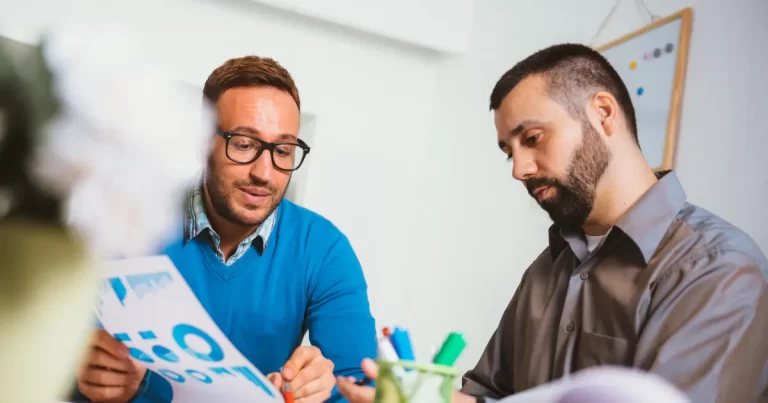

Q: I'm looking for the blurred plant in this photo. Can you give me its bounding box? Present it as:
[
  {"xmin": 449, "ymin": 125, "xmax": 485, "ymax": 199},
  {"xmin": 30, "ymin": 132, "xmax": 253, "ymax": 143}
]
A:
[
  {"xmin": 0, "ymin": 25, "xmax": 214, "ymax": 402},
  {"xmin": 0, "ymin": 37, "xmax": 61, "ymax": 223},
  {"xmin": 0, "ymin": 26, "xmax": 215, "ymax": 258}
]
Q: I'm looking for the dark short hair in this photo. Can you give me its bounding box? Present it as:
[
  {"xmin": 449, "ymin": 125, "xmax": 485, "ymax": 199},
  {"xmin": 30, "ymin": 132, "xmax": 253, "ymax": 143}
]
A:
[
  {"xmin": 489, "ymin": 43, "xmax": 637, "ymax": 142},
  {"xmin": 203, "ymin": 55, "xmax": 300, "ymax": 110}
]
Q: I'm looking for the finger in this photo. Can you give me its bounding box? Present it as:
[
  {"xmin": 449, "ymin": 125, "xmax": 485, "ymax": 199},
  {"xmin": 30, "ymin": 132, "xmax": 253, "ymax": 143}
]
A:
[
  {"xmin": 87, "ymin": 348, "xmax": 134, "ymax": 373},
  {"xmin": 130, "ymin": 358, "xmax": 148, "ymax": 379},
  {"xmin": 294, "ymin": 385, "xmax": 333, "ymax": 403},
  {"xmin": 361, "ymin": 358, "xmax": 379, "ymax": 379},
  {"xmin": 282, "ymin": 346, "xmax": 321, "ymax": 380},
  {"xmin": 77, "ymin": 382, "xmax": 127, "ymax": 402},
  {"xmin": 290, "ymin": 357, "xmax": 333, "ymax": 392},
  {"xmin": 92, "ymin": 329, "xmax": 130, "ymax": 359},
  {"xmin": 80, "ymin": 366, "xmax": 135, "ymax": 387},
  {"xmin": 337, "ymin": 377, "xmax": 375, "ymax": 403},
  {"xmin": 266, "ymin": 372, "xmax": 283, "ymax": 389},
  {"xmin": 293, "ymin": 371, "xmax": 335, "ymax": 399}
]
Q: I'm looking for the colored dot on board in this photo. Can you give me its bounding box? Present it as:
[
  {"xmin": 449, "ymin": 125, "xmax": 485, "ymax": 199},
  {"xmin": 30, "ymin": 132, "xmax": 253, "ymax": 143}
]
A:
[
  {"xmin": 665, "ymin": 43, "xmax": 674, "ymax": 53},
  {"xmin": 637, "ymin": 87, "xmax": 645, "ymax": 96},
  {"xmin": 629, "ymin": 61, "xmax": 637, "ymax": 69},
  {"xmin": 653, "ymin": 48, "xmax": 662, "ymax": 58}
]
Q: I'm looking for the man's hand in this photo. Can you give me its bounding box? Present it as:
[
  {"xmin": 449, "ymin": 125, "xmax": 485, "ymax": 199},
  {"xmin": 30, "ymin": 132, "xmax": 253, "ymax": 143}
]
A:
[
  {"xmin": 338, "ymin": 359, "xmax": 478, "ymax": 403},
  {"xmin": 267, "ymin": 346, "xmax": 335, "ymax": 403},
  {"xmin": 336, "ymin": 358, "xmax": 378, "ymax": 403},
  {"xmin": 76, "ymin": 329, "xmax": 147, "ymax": 403}
]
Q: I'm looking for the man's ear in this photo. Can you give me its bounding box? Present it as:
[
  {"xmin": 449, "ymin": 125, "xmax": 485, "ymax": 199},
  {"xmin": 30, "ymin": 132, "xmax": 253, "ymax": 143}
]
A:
[{"xmin": 591, "ymin": 91, "xmax": 619, "ymax": 137}]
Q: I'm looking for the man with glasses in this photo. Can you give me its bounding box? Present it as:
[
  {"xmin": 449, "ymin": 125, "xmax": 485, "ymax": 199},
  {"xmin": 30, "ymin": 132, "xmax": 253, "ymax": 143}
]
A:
[{"xmin": 73, "ymin": 56, "xmax": 377, "ymax": 403}]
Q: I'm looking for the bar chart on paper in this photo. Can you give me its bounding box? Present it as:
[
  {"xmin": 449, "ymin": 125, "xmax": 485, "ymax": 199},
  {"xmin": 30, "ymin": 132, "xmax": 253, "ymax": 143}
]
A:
[{"xmin": 95, "ymin": 256, "xmax": 284, "ymax": 403}]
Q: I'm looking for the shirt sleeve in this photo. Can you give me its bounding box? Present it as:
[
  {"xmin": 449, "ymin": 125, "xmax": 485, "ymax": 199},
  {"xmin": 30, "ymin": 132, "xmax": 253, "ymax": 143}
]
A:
[
  {"xmin": 635, "ymin": 249, "xmax": 768, "ymax": 403},
  {"xmin": 460, "ymin": 270, "xmax": 530, "ymax": 399},
  {"xmin": 305, "ymin": 232, "xmax": 378, "ymax": 403}
]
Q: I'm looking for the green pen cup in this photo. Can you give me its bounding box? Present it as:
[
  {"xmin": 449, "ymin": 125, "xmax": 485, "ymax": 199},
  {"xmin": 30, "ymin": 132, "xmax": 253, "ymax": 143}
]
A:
[{"xmin": 374, "ymin": 360, "xmax": 459, "ymax": 403}]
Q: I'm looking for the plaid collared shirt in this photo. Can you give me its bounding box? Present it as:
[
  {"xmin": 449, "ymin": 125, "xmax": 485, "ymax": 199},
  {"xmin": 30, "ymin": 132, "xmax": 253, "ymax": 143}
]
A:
[{"xmin": 184, "ymin": 187, "xmax": 277, "ymax": 265}]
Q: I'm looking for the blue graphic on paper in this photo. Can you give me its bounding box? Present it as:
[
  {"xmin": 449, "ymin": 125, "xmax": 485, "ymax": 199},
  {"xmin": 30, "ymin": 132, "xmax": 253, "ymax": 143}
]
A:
[
  {"xmin": 231, "ymin": 366, "xmax": 275, "ymax": 397},
  {"xmin": 113, "ymin": 323, "xmax": 276, "ymax": 399},
  {"xmin": 130, "ymin": 347, "xmax": 155, "ymax": 363},
  {"xmin": 109, "ymin": 277, "xmax": 128, "ymax": 306},
  {"xmin": 186, "ymin": 369, "xmax": 213, "ymax": 384},
  {"xmin": 126, "ymin": 271, "xmax": 174, "ymax": 299},
  {"xmin": 114, "ymin": 333, "xmax": 131, "ymax": 342},
  {"xmin": 101, "ymin": 271, "xmax": 175, "ymax": 307},
  {"xmin": 210, "ymin": 367, "xmax": 233, "ymax": 376},
  {"xmin": 173, "ymin": 324, "xmax": 224, "ymax": 362},
  {"xmin": 159, "ymin": 369, "xmax": 186, "ymax": 383},
  {"xmin": 153, "ymin": 345, "xmax": 180, "ymax": 363}
]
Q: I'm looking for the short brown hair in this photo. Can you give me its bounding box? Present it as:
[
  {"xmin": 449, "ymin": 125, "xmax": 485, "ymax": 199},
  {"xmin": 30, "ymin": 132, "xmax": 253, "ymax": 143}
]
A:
[
  {"xmin": 203, "ymin": 55, "xmax": 300, "ymax": 110},
  {"xmin": 490, "ymin": 43, "xmax": 637, "ymax": 143}
]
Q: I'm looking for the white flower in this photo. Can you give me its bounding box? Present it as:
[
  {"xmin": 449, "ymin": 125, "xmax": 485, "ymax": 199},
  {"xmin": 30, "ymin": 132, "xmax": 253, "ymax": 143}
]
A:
[{"xmin": 31, "ymin": 24, "xmax": 214, "ymax": 259}]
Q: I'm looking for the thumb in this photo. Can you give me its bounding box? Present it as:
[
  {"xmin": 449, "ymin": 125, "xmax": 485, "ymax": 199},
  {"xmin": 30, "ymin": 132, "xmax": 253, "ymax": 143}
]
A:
[
  {"xmin": 361, "ymin": 358, "xmax": 379, "ymax": 380},
  {"xmin": 282, "ymin": 346, "xmax": 318, "ymax": 380}
]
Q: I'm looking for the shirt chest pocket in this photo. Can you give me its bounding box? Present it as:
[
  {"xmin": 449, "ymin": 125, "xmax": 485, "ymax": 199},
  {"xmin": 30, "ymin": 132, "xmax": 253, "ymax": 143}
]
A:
[{"xmin": 575, "ymin": 330, "xmax": 630, "ymax": 370}]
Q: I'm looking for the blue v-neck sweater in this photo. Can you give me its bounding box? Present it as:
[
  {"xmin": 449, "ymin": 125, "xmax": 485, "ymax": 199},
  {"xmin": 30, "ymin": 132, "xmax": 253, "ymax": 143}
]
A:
[{"xmin": 131, "ymin": 200, "xmax": 377, "ymax": 402}]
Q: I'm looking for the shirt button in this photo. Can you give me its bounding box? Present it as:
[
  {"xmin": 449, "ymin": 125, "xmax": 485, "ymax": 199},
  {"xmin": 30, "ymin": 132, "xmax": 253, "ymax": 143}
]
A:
[
  {"xmin": 565, "ymin": 322, "xmax": 575, "ymax": 332},
  {"xmin": 580, "ymin": 272, "xmax": 589, "ymax": 280}
]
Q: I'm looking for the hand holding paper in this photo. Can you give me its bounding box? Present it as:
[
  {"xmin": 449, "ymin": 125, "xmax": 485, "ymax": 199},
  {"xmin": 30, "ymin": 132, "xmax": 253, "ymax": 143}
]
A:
[
  {"xmin": 76, "ymin": 329, "xmax": 146, "ymax": 402},
  {"xmin": 93, "ymin": 255, "xmax": 284, "ymax": 403}
]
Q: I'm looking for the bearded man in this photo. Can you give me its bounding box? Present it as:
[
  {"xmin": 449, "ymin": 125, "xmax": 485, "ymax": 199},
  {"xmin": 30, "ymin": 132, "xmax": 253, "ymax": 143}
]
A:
[
  {"xmin": 462, "ymin": 42, "xmax": 768, "ymax": 403},
  {"xmin": 337, "ymin": 43, "xmax": 768, "ymax": 403}
]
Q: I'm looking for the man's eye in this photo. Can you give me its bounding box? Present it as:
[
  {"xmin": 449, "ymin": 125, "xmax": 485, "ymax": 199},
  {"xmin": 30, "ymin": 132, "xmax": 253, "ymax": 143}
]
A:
[
  {"xmin": 233, "ymin": 142, "xmax": 254, "ymax": 150},
  {"xmin": 523, "ymin": 134, "xmax": 540, "ymax": 146}
]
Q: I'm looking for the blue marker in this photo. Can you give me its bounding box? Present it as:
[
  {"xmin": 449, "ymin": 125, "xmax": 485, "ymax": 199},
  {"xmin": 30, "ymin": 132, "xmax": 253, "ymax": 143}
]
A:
[{"xmin": 389, "ymin": 327, "xmax": 415, "ymax": 362}]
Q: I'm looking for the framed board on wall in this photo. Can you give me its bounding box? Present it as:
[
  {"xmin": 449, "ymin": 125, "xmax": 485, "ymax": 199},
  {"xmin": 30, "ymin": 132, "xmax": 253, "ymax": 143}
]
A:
[{"xmin": 596, "ymin": 7, "xmax": 693, "ymax": 171}]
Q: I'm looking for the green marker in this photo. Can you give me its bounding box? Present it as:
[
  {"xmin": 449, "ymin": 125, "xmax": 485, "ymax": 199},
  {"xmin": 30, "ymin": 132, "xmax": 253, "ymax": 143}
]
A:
[{"xmin": 431, "ymin": 332, "xmax": 466, "ymax": 366}]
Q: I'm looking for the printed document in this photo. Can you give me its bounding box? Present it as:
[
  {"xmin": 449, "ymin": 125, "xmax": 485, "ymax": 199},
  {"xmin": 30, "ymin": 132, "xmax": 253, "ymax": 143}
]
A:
[{"xmin": 95, "ymin": 255, "xmax": 283, "ymax": 403}]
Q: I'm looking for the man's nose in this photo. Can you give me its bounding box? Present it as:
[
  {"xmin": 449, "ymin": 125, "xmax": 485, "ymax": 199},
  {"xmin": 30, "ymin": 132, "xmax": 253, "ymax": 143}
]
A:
[
  {"xmin": 511, "ymin": 152, "xmax": 537, "ymax": 182},
  {"xmin": 249, "ymin": 150, "xmax": 275, "ymax": 182}
]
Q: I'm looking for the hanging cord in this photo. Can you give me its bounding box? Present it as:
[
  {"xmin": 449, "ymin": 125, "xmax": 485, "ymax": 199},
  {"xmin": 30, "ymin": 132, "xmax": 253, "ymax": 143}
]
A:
[
  {"xmin": 590, "ymin": 0, "xmax": 662, "ymax": 46},
  {"xmin": 589, "ymin": 0, "xmax": 620, "ymax": 46},
  {"xmin": 636, "ymin": 0, "xmax": 661, "ymax": 22}
]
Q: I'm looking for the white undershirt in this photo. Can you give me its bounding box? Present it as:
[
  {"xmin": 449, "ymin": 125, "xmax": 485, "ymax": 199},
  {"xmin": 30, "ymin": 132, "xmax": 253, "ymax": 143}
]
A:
[{"xmin": 585, "ymin": 234, "xmax": 606, "ymax": 254}]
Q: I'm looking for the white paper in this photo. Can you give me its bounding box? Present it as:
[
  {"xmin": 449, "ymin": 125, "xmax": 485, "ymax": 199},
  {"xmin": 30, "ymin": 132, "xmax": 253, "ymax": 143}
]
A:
[
  {"xmin": 95, "ymin": 255, "xmax": 284, "ymax": 403},
  {"xmin": 497, "ymin": 366, "xmax": 689, "ymax": 403}
]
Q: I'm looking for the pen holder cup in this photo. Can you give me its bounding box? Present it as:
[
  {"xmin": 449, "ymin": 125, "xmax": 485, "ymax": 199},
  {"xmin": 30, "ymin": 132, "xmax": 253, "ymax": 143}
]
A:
[{"xmin": 374, "ymin": 360, "xmax": 459, "ymax": 403}]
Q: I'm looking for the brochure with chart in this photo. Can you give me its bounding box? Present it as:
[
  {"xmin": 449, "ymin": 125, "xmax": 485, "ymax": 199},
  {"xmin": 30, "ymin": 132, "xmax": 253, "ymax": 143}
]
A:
[{"xmin": 95, "ymin": 255, "xmax": 283, "ymax": 403}]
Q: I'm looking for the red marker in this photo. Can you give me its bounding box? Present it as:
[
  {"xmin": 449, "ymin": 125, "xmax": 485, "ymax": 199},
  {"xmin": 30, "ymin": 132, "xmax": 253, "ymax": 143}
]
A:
[{"xmin": 282, "ymin": 382, "xmax": 294, "ymax": 403}]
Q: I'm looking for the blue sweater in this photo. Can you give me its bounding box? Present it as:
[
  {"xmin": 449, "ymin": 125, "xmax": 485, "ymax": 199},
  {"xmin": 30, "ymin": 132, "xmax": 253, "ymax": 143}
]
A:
[{"xmin": 76, "ymin": 200, "xmax": 377, "ymax": 402}]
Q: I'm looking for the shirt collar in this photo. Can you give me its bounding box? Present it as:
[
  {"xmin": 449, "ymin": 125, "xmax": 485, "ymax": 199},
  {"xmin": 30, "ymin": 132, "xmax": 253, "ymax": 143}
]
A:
[
  {"xmin": 183, "ymin": 186, "xmax": 277, "ymax": 255},
  {"xmin": 549, "ymin": 170, "xmax": 687, "ymax": 264}
]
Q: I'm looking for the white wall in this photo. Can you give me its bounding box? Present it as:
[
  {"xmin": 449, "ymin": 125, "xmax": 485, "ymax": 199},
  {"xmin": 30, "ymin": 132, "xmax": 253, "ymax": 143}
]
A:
[
  {"xmin": 250, "ymin": 0, "xmax": 475, "ymax": 55},
  {"xmin": 1, "ymin": 0, "xmax": 765, "ymax": 375}
]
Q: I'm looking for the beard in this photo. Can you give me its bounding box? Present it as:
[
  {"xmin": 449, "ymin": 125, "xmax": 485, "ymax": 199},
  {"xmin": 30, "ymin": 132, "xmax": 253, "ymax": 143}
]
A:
[
  {"xmin": 525, "ymin": 120, "xmax": 611, "ymax": 228},
  {"xmin": 204, "ymin": 167, "xmax": 287, "ymax": 227}
]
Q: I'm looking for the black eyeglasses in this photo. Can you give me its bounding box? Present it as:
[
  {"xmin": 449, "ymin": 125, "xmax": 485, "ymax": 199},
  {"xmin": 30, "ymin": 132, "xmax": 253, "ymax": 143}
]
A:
[{"xmin": 216, "ymin": 129, "xmax": 311, "ymax": 172}]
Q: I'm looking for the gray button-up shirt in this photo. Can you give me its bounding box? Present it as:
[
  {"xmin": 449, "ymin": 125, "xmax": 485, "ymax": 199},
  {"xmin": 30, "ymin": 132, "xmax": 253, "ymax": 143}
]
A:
[{"xmin": 461, "ymin": 171, "xmax": 768, "ymax": 403}]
